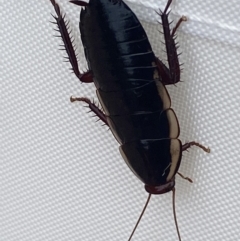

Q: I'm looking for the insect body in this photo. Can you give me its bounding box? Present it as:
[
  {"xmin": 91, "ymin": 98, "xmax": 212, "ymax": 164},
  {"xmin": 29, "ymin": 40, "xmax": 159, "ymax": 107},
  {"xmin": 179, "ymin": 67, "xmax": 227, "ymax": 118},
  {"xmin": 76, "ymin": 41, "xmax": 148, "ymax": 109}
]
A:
[{"xmin": 49, "ymin": 0, "xmax": 210, "ymax": 240}]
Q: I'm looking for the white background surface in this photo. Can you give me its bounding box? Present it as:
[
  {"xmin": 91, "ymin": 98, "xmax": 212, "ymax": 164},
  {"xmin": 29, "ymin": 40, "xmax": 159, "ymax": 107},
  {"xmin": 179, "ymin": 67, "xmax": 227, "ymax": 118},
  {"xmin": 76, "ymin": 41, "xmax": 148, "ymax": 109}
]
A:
[{"xmin": 1, "ymin": 0, "xmax": 240, "ymax": 240}]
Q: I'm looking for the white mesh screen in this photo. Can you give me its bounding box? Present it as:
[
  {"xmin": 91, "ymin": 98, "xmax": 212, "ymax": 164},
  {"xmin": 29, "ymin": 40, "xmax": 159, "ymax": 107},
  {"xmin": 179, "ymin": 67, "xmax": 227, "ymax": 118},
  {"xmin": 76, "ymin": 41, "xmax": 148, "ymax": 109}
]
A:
[{"xmin": 2, "ymin": 0, "xmax": 240, "ymax": 240}]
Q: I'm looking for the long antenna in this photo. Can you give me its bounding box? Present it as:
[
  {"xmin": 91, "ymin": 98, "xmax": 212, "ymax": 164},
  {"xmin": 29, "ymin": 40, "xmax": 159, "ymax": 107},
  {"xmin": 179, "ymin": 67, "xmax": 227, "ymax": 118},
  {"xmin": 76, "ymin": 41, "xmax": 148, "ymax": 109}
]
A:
[
  {"xmin": 128, "ymin": 193, "xmax": 152, "ymax": 241},
  {"xmin": 172, "ymin": 187, "xmax": 181, "ymax": 241}
]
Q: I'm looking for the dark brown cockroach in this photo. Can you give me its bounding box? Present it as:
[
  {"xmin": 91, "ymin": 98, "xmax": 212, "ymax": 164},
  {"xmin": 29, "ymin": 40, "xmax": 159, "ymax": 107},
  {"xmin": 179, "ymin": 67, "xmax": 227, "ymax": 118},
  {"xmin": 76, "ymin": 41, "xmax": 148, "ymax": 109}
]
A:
[{"xmin": 49, "ymin": 0, "xmax": 210, "ymax": 240}]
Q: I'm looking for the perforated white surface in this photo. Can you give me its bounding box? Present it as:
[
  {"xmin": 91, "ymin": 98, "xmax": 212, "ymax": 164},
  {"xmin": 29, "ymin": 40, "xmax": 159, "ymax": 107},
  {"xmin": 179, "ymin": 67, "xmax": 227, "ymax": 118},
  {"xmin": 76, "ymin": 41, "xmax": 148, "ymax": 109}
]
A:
[{"xmin": 1, "ymin": 0, "xmax": 240, "ymax": 240}]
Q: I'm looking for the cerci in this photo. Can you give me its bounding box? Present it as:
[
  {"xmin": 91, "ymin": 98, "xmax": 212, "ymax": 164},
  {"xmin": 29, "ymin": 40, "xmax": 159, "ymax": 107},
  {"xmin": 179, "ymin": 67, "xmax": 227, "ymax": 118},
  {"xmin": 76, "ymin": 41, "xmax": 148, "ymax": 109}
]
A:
[{"xmin": 49, "ymin": 0, "xmax": 210, "ymax": 240}]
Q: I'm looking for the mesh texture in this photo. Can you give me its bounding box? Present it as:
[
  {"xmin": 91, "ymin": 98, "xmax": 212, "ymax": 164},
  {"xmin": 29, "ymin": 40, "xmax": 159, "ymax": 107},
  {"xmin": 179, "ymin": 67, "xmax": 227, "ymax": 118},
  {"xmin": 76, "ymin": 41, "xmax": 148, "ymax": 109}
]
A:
[{"xmin": 1, "ymin": 0, "xmax": 240, "ymax": 240}]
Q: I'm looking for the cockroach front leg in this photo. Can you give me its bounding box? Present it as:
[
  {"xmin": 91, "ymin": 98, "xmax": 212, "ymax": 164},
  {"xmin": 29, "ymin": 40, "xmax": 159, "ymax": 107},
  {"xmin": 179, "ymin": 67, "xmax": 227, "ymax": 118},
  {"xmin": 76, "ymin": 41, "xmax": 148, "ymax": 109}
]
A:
[
  {"xmin": 177, "ymin": 172, "xmax": 193, "ymax": 183},
  {"xmin": 156, "ymin": 0, "xmax": 187, "ymax": 85},
  {"xmin": 70, "ymin": 97, "xmax": 108, "ymax": 126},
  {"xmin": 182, "ymin": 141, "xmax": 210, "ymax": 153},
  {"xmin": 50, "ymin": 0, "xmax": 93, "ymax": 83},
  {"xmin": 178, "ymin": 142, "xmax": 210, "ymax": 183}
]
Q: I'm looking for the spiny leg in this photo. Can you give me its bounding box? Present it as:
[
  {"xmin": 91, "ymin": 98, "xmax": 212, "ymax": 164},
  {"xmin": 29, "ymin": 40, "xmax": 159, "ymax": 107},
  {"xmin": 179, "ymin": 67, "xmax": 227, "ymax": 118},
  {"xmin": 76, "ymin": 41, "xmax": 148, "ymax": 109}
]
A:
[
  {"xmin": 156, "ymin": 0, "xmax": 187, "ymax": 85},
  {"xmin": 70, "ymin": 97, "xmax": 108, "ymax": 125},
  {"xmin": 49, "ymin": 0, "xmax": 92, "ymax": 83}
]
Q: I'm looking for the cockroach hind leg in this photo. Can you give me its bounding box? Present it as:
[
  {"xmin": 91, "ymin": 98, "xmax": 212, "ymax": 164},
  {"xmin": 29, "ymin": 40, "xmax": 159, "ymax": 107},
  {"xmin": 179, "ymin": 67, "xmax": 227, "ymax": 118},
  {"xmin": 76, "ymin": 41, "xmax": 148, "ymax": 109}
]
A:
[
  {"xmin": 70, "ymin": 97, "xmax": 108, "ymax": 126},
  {"xmin": 49, "ymin": 0, "xmax": 92, "ymax": 83},
  {"xmin": 69, "ymin": 0, "xmax": 88, "ymax": 7},
  {"xmin": 79, "ymin": 71, "xmax": 94, "ymax": 83},
  {"xmin": 162, "ymin": 0, "xmax": 173, "ymax": 14},
  {"xmin": 182, "ymin": 141, "xmax": 210, "ymax": 153},
  {"xmin": 171, "ymin": 15, "xmax": 187, "ymax": 36},
  {"xmin": 156, "ymin": 0, "xmax": 186, "ymax": 85}
]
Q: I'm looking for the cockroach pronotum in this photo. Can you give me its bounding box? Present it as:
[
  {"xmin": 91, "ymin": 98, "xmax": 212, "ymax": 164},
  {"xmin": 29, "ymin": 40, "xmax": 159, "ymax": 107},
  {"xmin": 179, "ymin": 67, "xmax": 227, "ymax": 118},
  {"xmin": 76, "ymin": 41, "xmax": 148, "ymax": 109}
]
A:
[{"xmin": 49, "ymin": 0, "xmax": 210, "ymax": 240}]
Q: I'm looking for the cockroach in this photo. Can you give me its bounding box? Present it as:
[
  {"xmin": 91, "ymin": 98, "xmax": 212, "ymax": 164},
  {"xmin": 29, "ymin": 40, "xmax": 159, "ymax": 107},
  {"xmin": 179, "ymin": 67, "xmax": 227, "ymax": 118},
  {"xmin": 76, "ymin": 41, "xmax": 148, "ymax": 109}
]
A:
[{"xmin": 49, "ymin": 0, "xmax": 210, "ymax": 240}]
